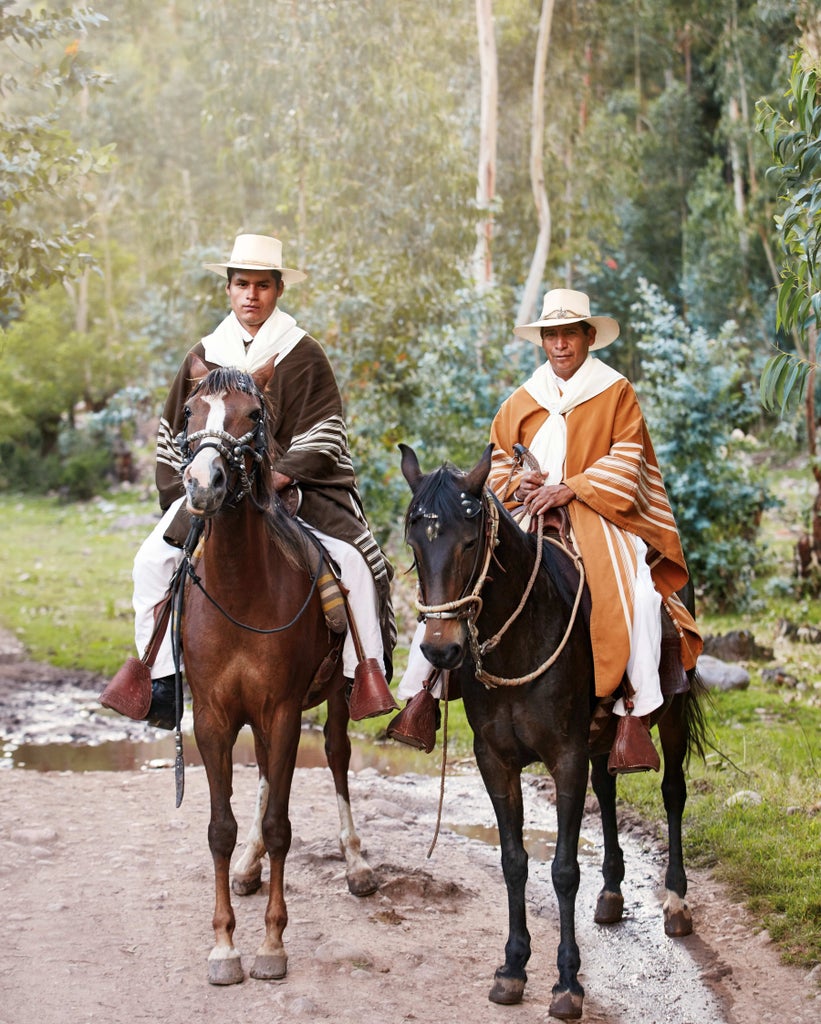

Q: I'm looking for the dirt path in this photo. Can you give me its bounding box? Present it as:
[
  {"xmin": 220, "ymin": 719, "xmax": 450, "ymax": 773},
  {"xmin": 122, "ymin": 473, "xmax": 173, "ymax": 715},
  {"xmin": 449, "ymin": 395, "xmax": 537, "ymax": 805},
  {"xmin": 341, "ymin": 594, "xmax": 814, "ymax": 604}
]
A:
[{"xmin": 0, "ymin": 637, "xmax": 819, "ymax": 1024}]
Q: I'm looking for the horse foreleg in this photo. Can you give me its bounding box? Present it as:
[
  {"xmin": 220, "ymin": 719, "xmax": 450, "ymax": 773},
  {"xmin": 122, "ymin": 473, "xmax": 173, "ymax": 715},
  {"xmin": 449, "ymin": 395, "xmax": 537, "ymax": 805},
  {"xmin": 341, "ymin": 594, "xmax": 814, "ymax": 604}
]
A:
[
  {"xmin": 474, "ymin": 747, "xmax": 530, "ymax": 1008},
  {"xmin": 589, "ymin": 751, "xmax": 625, "ymax": 925},
  {"xmin": 198, "ymin": 736, "xmax": 244, "ymax": 986},
  {"xmin": 324, "ymin": 688, "xmax": 377, "ymax": 896},
  {"xmin": 232, "ymin": 772, "xmax": 268, "ymax": 896},
  {"xmin": 658, "ymin": 696, "xmax": 692, "ymax": 937},
  {"xmin": 250, "ymin": 715, "xmax": 300, "ymax": 981},
  {"xmin": 547, "ymin": 754, "xmax": 587, "ymax": 1021}
]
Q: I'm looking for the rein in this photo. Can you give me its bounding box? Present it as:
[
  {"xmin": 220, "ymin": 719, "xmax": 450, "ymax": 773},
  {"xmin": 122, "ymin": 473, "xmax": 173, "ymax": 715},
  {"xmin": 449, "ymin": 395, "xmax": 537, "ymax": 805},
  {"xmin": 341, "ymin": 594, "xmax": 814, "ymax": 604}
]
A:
[
  {"xmin": 182, "ymin": 526, "xmax": 322, "ymax": 636},
  {"xmin": 415, "ymin": 489, "xmax": 586, "ymax": 688}
]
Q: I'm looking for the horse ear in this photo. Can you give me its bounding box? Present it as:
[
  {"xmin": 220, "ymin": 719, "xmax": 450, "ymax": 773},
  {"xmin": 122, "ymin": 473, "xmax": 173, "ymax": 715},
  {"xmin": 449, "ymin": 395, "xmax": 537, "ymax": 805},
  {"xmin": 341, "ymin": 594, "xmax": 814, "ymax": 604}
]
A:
[
  {"xmin": 463, "ymin": 443, "xmax": 493, "ymax": 497},
  {"xmin": 252, "ymin": 357, "xmax": 276, "ymax": 392},
  {"xmin": 189, "ymin": 354, "xmax": 209, "ymax": 383},
  {"xmin": 399, "ymin": 443, "xmax": 423, "ymax": 492}
]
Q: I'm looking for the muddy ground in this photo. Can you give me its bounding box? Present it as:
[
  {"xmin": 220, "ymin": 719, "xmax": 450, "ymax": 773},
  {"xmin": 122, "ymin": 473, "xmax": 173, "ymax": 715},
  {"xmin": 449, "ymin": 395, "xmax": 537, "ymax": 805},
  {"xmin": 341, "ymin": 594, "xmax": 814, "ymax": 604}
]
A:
[{"xmin": 1, "ymin": 632, "xmax": 819, "ymax": 1024}]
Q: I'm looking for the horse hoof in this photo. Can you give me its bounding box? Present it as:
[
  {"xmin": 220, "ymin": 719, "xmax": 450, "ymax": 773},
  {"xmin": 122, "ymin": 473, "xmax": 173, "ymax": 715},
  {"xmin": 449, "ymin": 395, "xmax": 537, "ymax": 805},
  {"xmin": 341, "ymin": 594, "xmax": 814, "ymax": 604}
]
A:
[
  {"xmin": 664, "ymin": 906, "xmax": 693, "ymax": 936},
  {"xmin": 488, "ymin": 974, "xmax": 525, "ymax": 1005},
  {"xmin": 207, "ymin": 952, "xmax": 244, "ymax": 986},
  {"xmin": 347, "ymin": 867, "xmax": 378, "ymax": 897},
  {"xmin": 232, "ymin": 871, "xmax": 262, "ymax": 896},
  {"xmin": 594, "ymin": 888, "xmax": 624, "ymax": 924},
  {"xmin": 250, "ymin": 952, "xmax": 288, "ymax": 980},
  {"xmin": 549, "ymin": 988, "xmax": 584, "ymax": 1020}
]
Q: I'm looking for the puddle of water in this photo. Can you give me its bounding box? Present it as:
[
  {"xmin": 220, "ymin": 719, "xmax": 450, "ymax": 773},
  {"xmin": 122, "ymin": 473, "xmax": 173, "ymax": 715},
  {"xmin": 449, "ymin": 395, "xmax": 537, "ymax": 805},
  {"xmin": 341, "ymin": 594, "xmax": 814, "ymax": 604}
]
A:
[
  {"xmin": 6, "ymin": 723, "xmax": 441, "ymax": 776},
  {"xmin": 445, "ymin": 822, "xmax": 598, "ymax": 861}
]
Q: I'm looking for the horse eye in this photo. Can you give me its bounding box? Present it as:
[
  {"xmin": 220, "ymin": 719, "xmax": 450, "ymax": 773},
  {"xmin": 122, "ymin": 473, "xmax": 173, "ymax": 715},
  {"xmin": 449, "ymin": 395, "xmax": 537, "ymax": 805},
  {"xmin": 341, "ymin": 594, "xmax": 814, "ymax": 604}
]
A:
[
  {"xmin": 248, "ymin": 408, "xmax": 261, "ymax": 423},
  {"xmin": 183, "ymin": 405, "xmax": 192, "ymax": 419}
]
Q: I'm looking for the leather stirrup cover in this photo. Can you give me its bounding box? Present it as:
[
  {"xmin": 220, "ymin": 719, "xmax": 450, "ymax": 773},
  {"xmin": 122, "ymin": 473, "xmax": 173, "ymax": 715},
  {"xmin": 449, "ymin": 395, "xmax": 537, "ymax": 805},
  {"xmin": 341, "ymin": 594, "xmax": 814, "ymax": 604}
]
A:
[
  {"xmin": 100, "ymin": 656, "xmax": 152, "ymax": 720},
  {"xmin": 386, "ymin": 688, "xmax": 437, "ymax": 753},
  {"xmin": 349, "ymin": 658, "xmax": 398, "ymax": 720},
  {"xmin": 607, "ymin": 713, "xmax": 660, "ymax": 775}
]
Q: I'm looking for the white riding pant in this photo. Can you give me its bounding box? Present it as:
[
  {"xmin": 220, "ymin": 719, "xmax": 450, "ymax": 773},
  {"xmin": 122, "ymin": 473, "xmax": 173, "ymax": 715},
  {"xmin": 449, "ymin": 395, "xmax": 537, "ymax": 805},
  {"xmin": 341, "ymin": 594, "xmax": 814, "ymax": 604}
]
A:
[
  {"xmin": 613, "ymin": 536, "xmax": 663, "ymax": 717},
  {"xmin": 132, "ymin": 496, "xmax": 385, "ymax": 680},
  {"xmin": 397, "ymin": 534, "xmax": 663, "ymax": 715}
]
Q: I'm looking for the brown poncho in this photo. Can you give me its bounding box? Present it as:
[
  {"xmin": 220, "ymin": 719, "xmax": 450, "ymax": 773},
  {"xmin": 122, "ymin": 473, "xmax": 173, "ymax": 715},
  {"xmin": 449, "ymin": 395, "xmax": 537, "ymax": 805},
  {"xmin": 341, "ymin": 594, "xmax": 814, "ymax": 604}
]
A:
[{"xmin": 154, "ymin": 327, "xmax": 396, "ymax": 670}]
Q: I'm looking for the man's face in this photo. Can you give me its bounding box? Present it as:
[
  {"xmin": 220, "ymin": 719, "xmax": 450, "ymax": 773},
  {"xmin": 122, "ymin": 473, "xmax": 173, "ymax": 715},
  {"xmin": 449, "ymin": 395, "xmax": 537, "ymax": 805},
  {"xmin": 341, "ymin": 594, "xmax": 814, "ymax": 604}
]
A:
[
  {"xmin": 540, "ymin": 322, "xmax": 595, "ymax": 380},
  {"xmin": 226, "ymin": 269, "xmax": 283, "ymax": 334}
]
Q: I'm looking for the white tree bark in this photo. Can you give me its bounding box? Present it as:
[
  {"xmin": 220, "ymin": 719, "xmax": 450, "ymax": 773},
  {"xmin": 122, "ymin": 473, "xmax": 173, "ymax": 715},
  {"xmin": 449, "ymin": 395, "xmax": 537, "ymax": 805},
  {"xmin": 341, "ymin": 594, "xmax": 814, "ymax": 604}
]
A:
[
  {"xmin": 514, "ymin": 0, "xmax": 555, "ymax": 328},
  {"xmin": 472, "ymin": 0, "xmax": 498, "ymax": 292}
]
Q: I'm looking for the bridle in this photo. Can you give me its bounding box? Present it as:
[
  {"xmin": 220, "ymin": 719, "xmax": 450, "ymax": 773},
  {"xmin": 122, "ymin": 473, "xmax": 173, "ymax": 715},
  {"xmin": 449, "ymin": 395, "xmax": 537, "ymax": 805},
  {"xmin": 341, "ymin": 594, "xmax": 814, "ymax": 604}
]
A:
[
  {"xmin": 176, "ymin": 382, "xmax": 268, "ymax": 507},
  {"xmin": 413, "ymin": 487, "xmax": 586, "ymax": 688},
  {"xmin": 172, "ymin": 378, "xmax": 322, "ymax": 635},
  {"xmin": 412, "ymin": 489, "xmax": 498, "ymax": 626}
]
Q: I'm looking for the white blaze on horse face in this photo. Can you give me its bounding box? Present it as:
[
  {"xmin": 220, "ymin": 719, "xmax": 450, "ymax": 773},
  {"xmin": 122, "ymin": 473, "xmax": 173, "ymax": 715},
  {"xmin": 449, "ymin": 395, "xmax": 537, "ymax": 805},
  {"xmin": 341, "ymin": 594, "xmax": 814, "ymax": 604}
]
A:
[{"xmin": 184, "ymin": 392, "xmax": 228, "ymax": 496}]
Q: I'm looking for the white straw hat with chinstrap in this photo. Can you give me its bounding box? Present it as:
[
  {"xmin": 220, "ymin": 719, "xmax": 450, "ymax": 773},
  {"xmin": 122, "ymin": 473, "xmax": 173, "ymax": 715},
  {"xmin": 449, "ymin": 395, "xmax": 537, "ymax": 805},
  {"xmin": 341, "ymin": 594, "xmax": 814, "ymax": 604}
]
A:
[
  {"xmin": 514, "ymin": 288, "xmax": 619, "ymax": 350},
  {"xmin": 203, "ymin": 233, "xmax": 307, "ymax": 285}
]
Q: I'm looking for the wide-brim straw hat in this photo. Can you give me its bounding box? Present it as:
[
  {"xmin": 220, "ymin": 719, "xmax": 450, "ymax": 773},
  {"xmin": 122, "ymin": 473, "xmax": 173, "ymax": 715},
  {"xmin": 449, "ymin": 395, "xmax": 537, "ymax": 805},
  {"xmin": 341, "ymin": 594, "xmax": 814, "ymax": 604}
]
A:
[
  {"xmin": 203, "ymin": 233, "xmax": 307, "ymax": 285},
  {"xmin": 514, "ymin": 288, "xmax": 619, "ymax": 350}
]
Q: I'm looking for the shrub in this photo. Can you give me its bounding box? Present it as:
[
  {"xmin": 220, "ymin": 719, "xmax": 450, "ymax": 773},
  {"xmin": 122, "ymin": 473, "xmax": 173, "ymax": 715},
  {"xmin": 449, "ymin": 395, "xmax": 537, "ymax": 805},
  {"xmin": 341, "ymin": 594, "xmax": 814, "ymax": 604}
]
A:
[{"xmin": 632, "ymin": 281, "xmax": 771, "ymax": 611}]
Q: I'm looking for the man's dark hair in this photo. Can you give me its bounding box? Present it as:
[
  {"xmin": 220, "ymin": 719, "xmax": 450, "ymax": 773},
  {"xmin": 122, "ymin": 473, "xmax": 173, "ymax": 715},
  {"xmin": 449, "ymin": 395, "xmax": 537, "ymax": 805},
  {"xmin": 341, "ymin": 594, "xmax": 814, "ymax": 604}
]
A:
[
  {"xmin": 540, "ymin": 320, "xmax": 593, "ymax": 338},
  {"xmin": 227, "ymin": 267, "xmax": 283, "ymax": 287}
]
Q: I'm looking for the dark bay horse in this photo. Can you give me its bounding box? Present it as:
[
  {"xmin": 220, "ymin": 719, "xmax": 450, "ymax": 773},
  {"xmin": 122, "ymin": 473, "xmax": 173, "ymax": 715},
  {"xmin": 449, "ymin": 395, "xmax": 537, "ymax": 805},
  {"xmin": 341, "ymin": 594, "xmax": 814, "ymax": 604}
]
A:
[
  {"xmin": 177, "ymin": 356, "xmax": 376, "ymax": 986},
  {"xmin": 400, "ymin": 443, "xmax": 707, "ymax": 1021}
]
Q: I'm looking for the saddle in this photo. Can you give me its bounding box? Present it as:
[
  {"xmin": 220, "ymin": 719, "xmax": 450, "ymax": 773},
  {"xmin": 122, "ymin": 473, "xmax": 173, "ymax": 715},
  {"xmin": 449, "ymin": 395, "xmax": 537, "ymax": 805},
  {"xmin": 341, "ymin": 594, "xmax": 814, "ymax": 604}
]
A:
[{"xmin": 533, "ymin": 505, "xmax": 577, "ymax": 555}]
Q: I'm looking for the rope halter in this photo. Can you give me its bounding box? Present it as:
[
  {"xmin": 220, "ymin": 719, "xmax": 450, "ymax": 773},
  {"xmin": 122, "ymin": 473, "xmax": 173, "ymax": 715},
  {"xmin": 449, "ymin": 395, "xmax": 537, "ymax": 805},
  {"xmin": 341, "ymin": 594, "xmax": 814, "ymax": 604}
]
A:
[{"xmin": 414, "ymin": 492, "xmax": 499, "ymax": 626}]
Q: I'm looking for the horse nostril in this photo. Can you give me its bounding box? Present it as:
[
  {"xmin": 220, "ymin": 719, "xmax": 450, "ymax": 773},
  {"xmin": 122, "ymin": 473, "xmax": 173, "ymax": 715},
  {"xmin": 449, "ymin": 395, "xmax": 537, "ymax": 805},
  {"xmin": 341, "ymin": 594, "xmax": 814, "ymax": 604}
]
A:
[{"xmin": 421, "ymin": 641, "xmax": 463, "ymax": 670}]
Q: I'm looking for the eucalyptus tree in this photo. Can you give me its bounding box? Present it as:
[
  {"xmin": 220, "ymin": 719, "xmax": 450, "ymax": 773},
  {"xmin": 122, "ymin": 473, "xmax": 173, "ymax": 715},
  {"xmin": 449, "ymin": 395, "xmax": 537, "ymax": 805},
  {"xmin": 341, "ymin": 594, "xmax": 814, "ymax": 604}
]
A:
[
  {"xmin": 757, "ymin": 50, "xmax": 821, "ymax": 587},
  {"xmin": 0, "ymin": 2, "xmax": 114, "ymax": 317}
]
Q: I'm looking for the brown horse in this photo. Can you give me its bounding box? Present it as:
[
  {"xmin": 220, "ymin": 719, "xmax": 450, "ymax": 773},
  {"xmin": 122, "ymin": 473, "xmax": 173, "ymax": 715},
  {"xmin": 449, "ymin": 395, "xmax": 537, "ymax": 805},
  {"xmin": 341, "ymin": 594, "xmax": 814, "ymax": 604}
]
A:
[
  {"xmin": 177, "ymin": 356, "xmax": 376, "ymax": 986},
  {"xmin": 400, "ymin": 442, "xmax": 708, "ymax": 1021}
]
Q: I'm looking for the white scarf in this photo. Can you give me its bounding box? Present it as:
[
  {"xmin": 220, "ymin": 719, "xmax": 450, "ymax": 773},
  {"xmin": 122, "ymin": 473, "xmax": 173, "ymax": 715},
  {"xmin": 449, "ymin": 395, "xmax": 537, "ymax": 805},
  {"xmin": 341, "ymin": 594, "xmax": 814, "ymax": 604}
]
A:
[
  {"xmin": 523, "ymin": 355, "xmax": 624, "ymax": 482},
  {"xmin": 201, "ymin": 308, "xmax": 306, "ymax": 372}
]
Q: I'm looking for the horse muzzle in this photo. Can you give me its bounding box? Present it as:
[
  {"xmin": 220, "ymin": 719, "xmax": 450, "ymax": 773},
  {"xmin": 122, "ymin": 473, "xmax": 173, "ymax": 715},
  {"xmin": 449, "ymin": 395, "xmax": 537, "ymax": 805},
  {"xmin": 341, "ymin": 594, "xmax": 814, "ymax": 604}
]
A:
[
  {"xmin": 183, "ymin": 459, "xmax": 227, "ymax": 516},
  {"xmin": 420, "ymin": 619, "xmax": 467, "ymax": 670}
]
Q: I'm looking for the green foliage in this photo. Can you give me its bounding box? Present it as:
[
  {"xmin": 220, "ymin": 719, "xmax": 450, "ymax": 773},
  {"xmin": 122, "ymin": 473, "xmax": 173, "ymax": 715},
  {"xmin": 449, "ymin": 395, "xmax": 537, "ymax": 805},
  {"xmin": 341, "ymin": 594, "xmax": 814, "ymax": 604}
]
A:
[
  {"xmin": 0, "ymin": 270, "xmax": 149, "ymax": 448},
  {"xmin": 0, "ymin": 418, "xmax": 117, "ymax": 499},
  {"xmin": 0, "ymin": 2, "xmax": 115, "ymax": 315},
  {"xmin": 759, "ymin": 349, "xmax": 812, "ymax": 414},
  {"xmin": 633, "ymin": 281, "xmax": 770, "ymax": 611},
  {"xmin": 340, "ymin": 287, "xmax": 514, "ymax": 542},
  {"xmin": 757, "ymin": 50, "xmax": 821, "ymax": 410}
]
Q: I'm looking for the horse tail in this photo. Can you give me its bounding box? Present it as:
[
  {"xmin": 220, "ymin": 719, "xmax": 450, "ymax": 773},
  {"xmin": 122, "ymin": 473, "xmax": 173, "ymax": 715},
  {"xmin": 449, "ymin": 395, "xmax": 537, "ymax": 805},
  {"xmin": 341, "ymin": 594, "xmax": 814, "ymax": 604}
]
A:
[{"xmin": 683, "ymin": 668, "xmax": 713, "ymax": 766}]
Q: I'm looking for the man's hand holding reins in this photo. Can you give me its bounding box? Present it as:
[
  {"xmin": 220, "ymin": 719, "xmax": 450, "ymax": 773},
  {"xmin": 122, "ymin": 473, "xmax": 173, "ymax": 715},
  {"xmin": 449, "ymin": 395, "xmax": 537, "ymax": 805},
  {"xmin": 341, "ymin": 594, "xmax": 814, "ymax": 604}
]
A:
[{"xmin": 515, "ymin": 470, "xmax": 575, "ymax": 515}]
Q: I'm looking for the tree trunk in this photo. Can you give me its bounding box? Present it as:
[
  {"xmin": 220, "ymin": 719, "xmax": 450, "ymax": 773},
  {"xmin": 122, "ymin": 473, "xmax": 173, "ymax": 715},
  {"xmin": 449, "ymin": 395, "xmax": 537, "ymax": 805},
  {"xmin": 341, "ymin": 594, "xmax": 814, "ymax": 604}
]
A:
[
  {"xmin": 515, "ymin": 0, "xmax": 555, "ymax": 331},
  {"xmin": 472, "ymin": 0, "xmax": 497, "ymax": 294},
  {"xmin": 796, "ymin": 322, "xmax": 821, "ymax": 588}
]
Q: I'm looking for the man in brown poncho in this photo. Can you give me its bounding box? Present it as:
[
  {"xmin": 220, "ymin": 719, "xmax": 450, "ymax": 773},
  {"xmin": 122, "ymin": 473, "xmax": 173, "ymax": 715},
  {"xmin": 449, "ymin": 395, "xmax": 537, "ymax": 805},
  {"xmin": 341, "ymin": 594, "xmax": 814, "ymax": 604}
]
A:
[{"xmin": 106, "ymin": 234, "xmax": 395, "ymax": 728}]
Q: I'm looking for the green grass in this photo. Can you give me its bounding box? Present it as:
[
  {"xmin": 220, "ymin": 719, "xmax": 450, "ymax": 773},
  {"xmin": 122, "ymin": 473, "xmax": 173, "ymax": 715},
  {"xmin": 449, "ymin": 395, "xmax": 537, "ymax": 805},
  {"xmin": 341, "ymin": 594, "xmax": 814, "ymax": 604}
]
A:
[
  {"xmin": 0, "ymin": 486, "xmax": 819, "ymax": 967},
  {"xmin": 0, "ymin": 491, "xmax": 158, "ymax": 675},
  {"xmin": 620, "ymin": 685, "xmax": 821, "ymax": 967}
]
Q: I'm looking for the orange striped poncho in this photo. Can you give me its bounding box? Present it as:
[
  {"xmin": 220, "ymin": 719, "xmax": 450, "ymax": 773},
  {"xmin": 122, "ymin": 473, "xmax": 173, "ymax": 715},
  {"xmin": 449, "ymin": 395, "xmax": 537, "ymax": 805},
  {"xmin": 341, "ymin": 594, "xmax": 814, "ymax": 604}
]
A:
[{"xmin": 488, "ymin": 362, "xmax": 702, "ymax": 698}]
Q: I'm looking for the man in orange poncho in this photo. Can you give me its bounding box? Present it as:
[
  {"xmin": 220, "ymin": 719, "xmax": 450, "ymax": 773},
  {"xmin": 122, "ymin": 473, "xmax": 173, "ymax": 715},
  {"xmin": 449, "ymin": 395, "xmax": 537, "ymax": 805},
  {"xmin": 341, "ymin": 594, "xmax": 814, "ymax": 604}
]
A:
[
  {"xmin": 488, "ymin": 288, "xmax": 702, "ymax": 767},
  {"xmin": 394, "ymin": 288, "xmax": 701, "ymax": 769}
]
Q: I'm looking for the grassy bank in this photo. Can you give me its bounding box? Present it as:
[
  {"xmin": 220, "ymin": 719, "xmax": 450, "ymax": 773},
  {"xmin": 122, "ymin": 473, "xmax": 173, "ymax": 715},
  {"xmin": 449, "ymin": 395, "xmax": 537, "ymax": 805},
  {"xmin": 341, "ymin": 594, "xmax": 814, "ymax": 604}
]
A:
[{"xmin": 0, "ymin": 488, "xmax": 819, "ymax": 968}]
